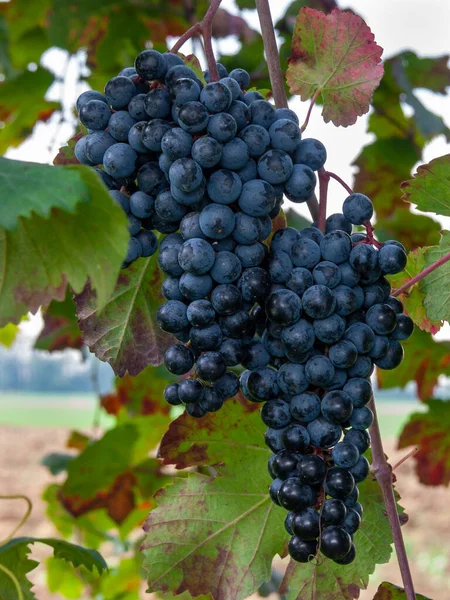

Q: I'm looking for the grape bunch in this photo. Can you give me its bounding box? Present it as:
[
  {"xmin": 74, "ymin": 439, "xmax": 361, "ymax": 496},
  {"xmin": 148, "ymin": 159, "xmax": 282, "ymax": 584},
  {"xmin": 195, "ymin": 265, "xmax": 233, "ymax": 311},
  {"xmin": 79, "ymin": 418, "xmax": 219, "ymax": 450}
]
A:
[{"xmin": 240, "ymin": 194, "xmax": 413, "ymax": 565}]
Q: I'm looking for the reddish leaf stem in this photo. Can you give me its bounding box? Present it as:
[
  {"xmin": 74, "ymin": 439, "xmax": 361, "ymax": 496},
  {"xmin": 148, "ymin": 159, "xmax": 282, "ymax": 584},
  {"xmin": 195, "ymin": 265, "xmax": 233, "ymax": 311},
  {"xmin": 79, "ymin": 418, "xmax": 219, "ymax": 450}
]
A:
[
  {"xmin": 392, "ymin": 447, "xmax": 419, "ymax": 472},
  {"xmin": 255, "ymin": 0, "xmax": 319, "ymax": 222},
  {"xmin": 317, "ymin": 168, "xmax": 330, "ymax": 233},
  {"xmin": 300, "ymin": 88, "xmax": 320, "ymax": 133},
  {"xmin": 326, "ymin": 171, "xmax": 353, "ymax": 195},
  {"xmin": 392, "ymin": 250, "xmax": 450, "ymax": 297},
  {"xmin": 369, "ymin": 398, "xmax": 417, "ymax": 600},
  {"xmin": 170, "ymin": 0, "xmax": 222, "ymax": 80}
]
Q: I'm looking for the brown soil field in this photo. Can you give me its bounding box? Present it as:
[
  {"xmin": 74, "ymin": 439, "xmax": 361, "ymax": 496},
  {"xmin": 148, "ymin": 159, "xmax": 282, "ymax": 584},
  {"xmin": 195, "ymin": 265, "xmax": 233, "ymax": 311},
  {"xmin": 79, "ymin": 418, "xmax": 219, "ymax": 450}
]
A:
[{"xmin": 0, "ymin": 425, "xmax": 448, "ymax": 600}]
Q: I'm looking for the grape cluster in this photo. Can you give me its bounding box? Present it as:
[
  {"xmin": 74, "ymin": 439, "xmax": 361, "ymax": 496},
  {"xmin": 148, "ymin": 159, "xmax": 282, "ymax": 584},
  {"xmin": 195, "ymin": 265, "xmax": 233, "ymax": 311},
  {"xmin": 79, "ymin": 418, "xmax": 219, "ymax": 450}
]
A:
[{"xmin": 240, "ymin": 195, "xmax": 413, "ymax": 565}]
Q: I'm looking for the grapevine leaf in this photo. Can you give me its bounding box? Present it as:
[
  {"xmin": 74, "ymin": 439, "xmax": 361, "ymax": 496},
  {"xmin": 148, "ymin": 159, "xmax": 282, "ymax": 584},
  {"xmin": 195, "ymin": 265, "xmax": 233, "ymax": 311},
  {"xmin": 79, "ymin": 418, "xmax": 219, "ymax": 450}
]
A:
[
  {"xmin": 399, "ymin": 52, "xmax": 450, "ymax": 95},
  {"xmin": 59, "ymin": 414, "xmax": 171, "ymax": 522},
  {"xmin": 372, "ymin": 581, "xmax": 433, "ymax": 600},
  {"xmin": 388, "ymin": 248, "xmax": 442, "ymax": 334},
  {"xmin": 159, "ymin": 396, "xmax": 260, "ymax": 470},
  {"xmin": 46, "ymin": 556, "xmax": 85, "ymax": 598},
  {"xmin": 1, "ymin": 537, "xmax": 107, "ymax": 573},
  {"xmin": 143, "ymin": 399, "xmax": 286, "ymax": 600},
  {"xmin": 377, "ymin": 328, "xmax": 450, "ymax": 399},
  {"xmin": 101, "ymin": 365, "xmax": 175, "ymax": 417},
  {"xmin": 398, "ymin": 398, "xmax": 450, "ymax": 487},
  {"xmin": 75, "ymin": 251, "xmax": 173, "ymax": 376},
  {"xmin": 280, "ymin": 477, "xmax": 403, "ymax": 600},
  {"xmin": 420, "ymin": 231, "xmax": 450, "ymax": 323},
  {"xmin": 0, "ymin": 157, "xmax": 89, "ymax": 231},
  {"xmin": 0, "ymin": 166, "xmax": 128, "ymax": 326},
  {"xmin": 0, "ymin": 537, "xmax": 106, "ymax": 600},
  {"xmin": 0, "ymin": 67, "xmax": 59, "ymax": 153},
  {"xmin": 35, "ymin": 288, "xmax": 83, "ymax": 352},
  {"xmin": 53, "ymin": 129, "xmax": 85, "ymax": 166},
  {"xmin": 401, "ymin": 154, "xmax": 450, "ymax": 217},
  {"xmin": 287, "ymin": 8, "xmax": 384, "ymax": 127},
  {"xmin": 0, "ymin": 322, "xmax": 20, "ymax": 347},
  {"xmin": 0, "ymin": 538, "xmax": 37, "ymax": 600},
  {"xmin": 41, "ymin": 452, "xmax": 74, "ymax": 475},
  {"xmin": 374, "ymin": 208, "xmax": 440, "ymax": 251},
  {"xmin": 353, "ymin": 139, "xmax": 420, "ymax": 220}
]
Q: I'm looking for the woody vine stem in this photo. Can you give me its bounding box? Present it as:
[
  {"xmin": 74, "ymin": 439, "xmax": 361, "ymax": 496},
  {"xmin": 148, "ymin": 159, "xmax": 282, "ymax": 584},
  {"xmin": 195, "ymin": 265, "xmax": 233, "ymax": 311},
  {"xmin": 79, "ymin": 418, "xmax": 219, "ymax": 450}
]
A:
[{"xmin": 171, "ymin": 0, "xmax": 418, "ymax": 597}]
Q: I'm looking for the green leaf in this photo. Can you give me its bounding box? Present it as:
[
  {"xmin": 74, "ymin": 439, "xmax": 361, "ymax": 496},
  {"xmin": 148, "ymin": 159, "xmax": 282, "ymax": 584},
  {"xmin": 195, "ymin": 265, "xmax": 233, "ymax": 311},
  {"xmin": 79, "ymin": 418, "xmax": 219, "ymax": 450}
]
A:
[
  {"xmin": 373, "ymin": 581, "xmax": 433, "ymax": 600},
  {"xmin": 402, "ymin": 154, "xmax": 450, "ymax": 217},
  {"xmin": 46, "ymin": 556, "xmax": 85, "ymax": 598},
  {"xmin": 398, "ymin": 51, "xmax": 450, "ymax": 95},
  {"xmin": 388, "ymin": 248, "xmax": 442, "ymax": 333},
  {"xmin": 35, "ymin": 288, "xmax": 83, "ymax": 352},
  {"xmin": 143, "ymin": 399, "xmax": 286, "ymax": 599},
  {"xmin": 41, "ymin": 452, "xmax": 74, "ymax": 475},
  {"xmin": 287, "ymin": 8, "xmax": 384, "ymax": 127},
  {"xmin": 280, "ymin": 477, "xmax": 403, "ymax": 600},
  {"xmin": 353, "ymin": 138, "xmax": 420, "ymax": 219},
  {"xmin": 398, "ymin": 398, "xmax": 450, "ymax": 487},
  {"xmin": 75, "ymin": 250, "xmax": 173, "ymax": 377},
  {"xmin": 0, "ymin": 165, "xmax": 128, "ymax": 326},
  {"xmin": 0, "ymin": 322, "xmax": 20, "ymax": 347},
  {"xmin": 0, "ymin": 537, "xmax": 106, "ymax": 600},
  {"xmin": 0, "ymin": 157, "xmax": 90, "ymax": 231},
  {"xmin": 0, "ymin": 537, "xmax": 37, "ymax": 600},
  {"xmin": 184, "ymin": 54, "xmax": 206, "ymax": 85},
  {"xmin": 285, "ymin": 208, "xmax": 312, "ymax": 231},
  {"xmin": 0, "ymin": 67, "xmax": 58, "ymax": 153},
  {"xmin": 420, "ymin": 231, "xmax": 450, "ymax": 323},
  {"xmin": 2, "ymin": 537, "xmax": 107, "ymax": 572},
  {"xmin": 60, "ymin": 414, "xmax": 171, "ymax": 522},
  {"xmin": 377, "ymin": 328, "xmax": 450, "ymax": 399},
  {"xmin": 374, "ymin": 208, "xmax": 441, "ymax": 250}
]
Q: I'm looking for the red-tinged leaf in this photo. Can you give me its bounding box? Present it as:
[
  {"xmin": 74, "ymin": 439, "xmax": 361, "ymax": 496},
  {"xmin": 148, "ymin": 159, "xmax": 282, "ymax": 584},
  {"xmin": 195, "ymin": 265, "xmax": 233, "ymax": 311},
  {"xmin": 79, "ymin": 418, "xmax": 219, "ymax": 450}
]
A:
[
  {"xmin": 75, "ymin": 252, "xmax": 173, "ymax": 377},
  {"xmin": 60, "ymin": 471, "xmax": 136, "ymax": 524},
  {"xmin": 53, "ymin": 130, "xmax": 85, "ymax": 166},
  {"xmin": 287, "ymin": 8, "xmax": 384, "ymax": 127},
  {"xmin": 159, "ymin": 397, "xmax": 263, "ymax": 470},
  {"xmin": 35, "ymin": 288, "xmax": 83, "ymax": 352},
  {"xmin": 398, "ymin": 398, "xmax": 450, "ymax": 487},
  {"xmin": 372, "ymin": 581, "xmax": 433, "ymax": 600},
  {"xmin": 377, "ymin": 329, "xmax": 450, "ymax": 400},
  {"xmin": 100, "ymin": 365, "xmax": 174, "ymax": 417},
  {"xmin": 143, "ymin": 399, "xmax": 286, "ymax": 600},
  {"xmin": 401, "ymin": 154, "xmax": 450, "ymax": 217},
  {"xmin": 60, "ymin": 416, "xmax": 171, "ymax": 523},
  {"xmin": 389, "ymin": 248, "xmax": 442, "ymax": 334}
]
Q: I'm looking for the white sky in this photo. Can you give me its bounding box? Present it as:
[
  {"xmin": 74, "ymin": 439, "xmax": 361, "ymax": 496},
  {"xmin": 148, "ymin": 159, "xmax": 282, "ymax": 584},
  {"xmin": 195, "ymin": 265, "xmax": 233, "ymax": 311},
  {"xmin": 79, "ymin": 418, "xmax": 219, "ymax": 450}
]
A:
[{"xmin": 6, "ymin": 0, "xmax": 450, "ymax": 340}]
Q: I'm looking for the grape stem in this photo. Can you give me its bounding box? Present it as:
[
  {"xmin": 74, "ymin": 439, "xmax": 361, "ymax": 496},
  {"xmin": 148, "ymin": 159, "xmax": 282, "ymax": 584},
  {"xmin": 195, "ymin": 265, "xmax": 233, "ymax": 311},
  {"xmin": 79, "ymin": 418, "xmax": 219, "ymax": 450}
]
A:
[
  {"xmin": 255, "ymin": 0, "xmax": 319, "ymax": 221},
  {"xmin": 327, "ymin": 171, "xmax": 353, "ymax": 195},
  {"xmin": 392, "ymin": 447, "xmax": 419, "ymax": 472},
  {"xmin": 392, "ymin": 250, "xmax": 450, "ymax": 297},
  {"xmin": 170, "ymin": 0, "xmax": 222, "ymax": 81},
  {"xmin": 300, "ymin": 88, "xmax": 320, "ymax": 133},
  {"xmin": 369, "ymin": 398, "xmax": 417, "ymax": 600},
  {"xmin": 363, "ymin": 220, "xmax": 383, "ymax": 249},
  {"xmin": 317, "ymin": 168, "xmax": 330, "ymax": 232}
]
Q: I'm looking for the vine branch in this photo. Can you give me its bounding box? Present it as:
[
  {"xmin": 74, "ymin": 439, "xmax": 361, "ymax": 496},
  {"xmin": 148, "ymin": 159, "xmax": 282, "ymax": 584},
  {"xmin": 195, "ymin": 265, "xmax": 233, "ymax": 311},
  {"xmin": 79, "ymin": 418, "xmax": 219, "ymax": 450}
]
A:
[
  {"xmin": 368, "ymin": 398, "xmax": 416, "ymax": 600},
  {"xmin": 170, "ymin": 0, "xmax": 222, "ymax": 81},
  {"xmin": 255, "ymin": 0, "xmax": 319, "ymax": 222},
  {"xmin": 392, "ymin": 250, "xmax": 450, "ymax": 297}
]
